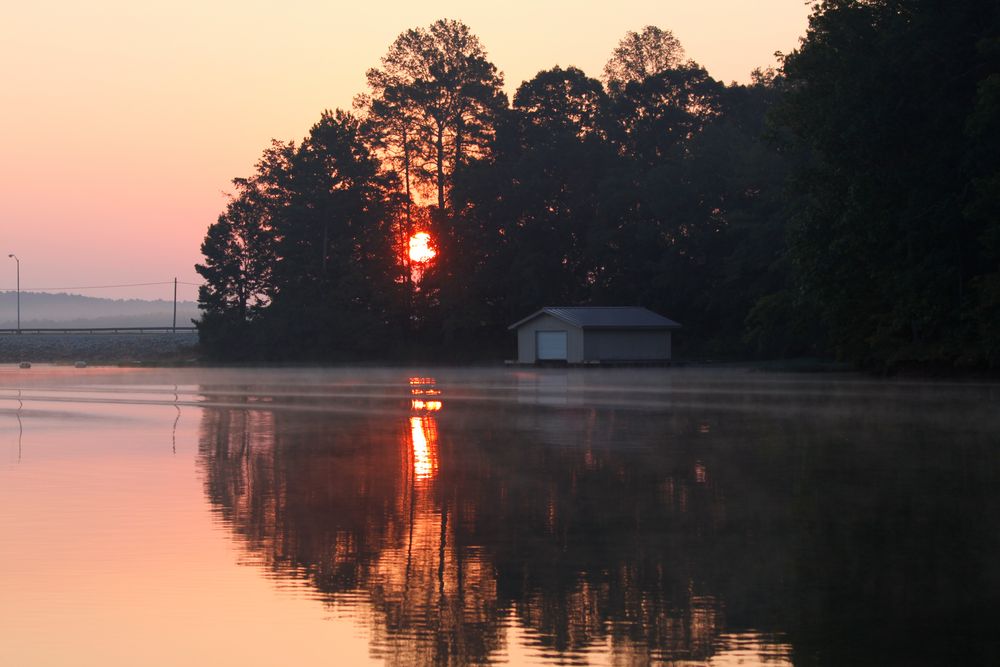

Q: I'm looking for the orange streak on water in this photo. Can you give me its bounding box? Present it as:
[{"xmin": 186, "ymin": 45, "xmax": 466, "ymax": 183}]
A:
[{"xmin": 409, "ymin": 415, "xmax": 438, "ymax": 481}]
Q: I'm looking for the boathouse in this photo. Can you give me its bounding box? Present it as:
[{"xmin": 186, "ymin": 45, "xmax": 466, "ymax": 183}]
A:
[{"xmin": 509, "ymin": 307, "xmax": 681, "ymax": 364}]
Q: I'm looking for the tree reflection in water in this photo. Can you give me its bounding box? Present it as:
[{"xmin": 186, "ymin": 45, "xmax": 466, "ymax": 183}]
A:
[{"xmin": 197, "ymin": 375, "xmax": 1000, "ymax": 666}]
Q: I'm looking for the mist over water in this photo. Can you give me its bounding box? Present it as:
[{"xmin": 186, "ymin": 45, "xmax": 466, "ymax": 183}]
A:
[{"xmin": 1, "ymin": 367, "xmax": 998, "ymax": 665}]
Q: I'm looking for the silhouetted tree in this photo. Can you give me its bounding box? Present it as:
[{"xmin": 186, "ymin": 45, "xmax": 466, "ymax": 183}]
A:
[
  {"xmin": 196, "ymin": 111, "xmax": 406, "ymax": 360},
  {"xmin": 513, "ymin": 66, "xmax": 609, "ymax": 141},
  {"xmin": 195, "ymin": 149, "xmax": 285, "ymax": 358},
  {"xmin": 603, "ymin": 26, "xmax": 685, "ymax": 94},
  {"xmin": 196, "ymin": 191, "xmax": 272, "ymax": 321},
  {"xmin": 611, "ymin": 63, "xmax": 724, "ymax": 165},
  {"xmin": 435, "ymin": 67, "xmax": 621, "ymax": 347},
  {"xmin": 363, "ymin": 19, "xmax": 507, "ymax": 213},
  {"xmin": 262, "ymin": 110, "xmax": 404, "ymax": 358}
]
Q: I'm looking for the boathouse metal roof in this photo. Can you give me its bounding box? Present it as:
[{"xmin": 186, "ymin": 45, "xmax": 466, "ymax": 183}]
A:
[{"xmin": 508, "ymin": 307, "xmax": 681, "ymax": 331}]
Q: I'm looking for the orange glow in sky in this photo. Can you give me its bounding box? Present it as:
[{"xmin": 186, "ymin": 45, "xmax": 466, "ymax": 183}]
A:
[
  {"xmin": 1, "ymin": 1, "xmax": 809, "ymax": 299},
  {"xmin": 408, "ymin": 232, "xmax": 436, "ymax": 264}
]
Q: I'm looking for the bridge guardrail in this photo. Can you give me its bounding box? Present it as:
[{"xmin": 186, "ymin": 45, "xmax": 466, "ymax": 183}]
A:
[{"xmin": 0, "ymin": 327, "xmax": 199, "ymax": 335}]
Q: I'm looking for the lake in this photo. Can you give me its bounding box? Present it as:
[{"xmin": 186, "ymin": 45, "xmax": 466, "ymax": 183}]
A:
[{"xmin": 1, "ymin": 366, "xmax": 998, "ymax": 665}]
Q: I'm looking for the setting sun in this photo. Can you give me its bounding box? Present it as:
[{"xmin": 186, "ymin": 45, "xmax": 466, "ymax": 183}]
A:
[{"xmin": 408, "ymin": 232, "xmax": 436, "ymax": 264}]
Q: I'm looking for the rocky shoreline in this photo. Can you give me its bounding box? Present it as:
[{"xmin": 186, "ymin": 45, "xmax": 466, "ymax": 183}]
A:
[{"xmin": 0, "ymin": 333, "xmax": 199, "ymax": 364}]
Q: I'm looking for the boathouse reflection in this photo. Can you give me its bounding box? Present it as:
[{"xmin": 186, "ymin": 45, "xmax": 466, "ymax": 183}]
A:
[{"xmin": 197, "ymin": 378, "xmax": 794, "ymax": 664}]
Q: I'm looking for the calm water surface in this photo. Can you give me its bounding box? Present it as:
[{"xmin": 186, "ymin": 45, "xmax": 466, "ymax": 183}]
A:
[{"xmin": 1, "ymin": 366, "xmax": 998, "ymax": 666}]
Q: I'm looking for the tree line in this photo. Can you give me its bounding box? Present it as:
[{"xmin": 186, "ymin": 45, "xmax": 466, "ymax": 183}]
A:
[{"xmin": 197, "ymin": 3, "xmax": 1000, "ymax": 369}]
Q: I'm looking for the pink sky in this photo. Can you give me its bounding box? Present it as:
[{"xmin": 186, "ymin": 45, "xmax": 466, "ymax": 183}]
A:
[{"xmin": 0, "ymin": 1, "xmax": 810, "ymax": 300}]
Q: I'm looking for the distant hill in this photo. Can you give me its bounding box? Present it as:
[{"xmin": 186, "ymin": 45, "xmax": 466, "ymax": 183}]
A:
[{"xmin": 0, "ymin": 291, "xmax": 200, "ymax": 328}]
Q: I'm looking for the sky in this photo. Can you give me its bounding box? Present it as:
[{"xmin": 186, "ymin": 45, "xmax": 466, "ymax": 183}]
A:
[{"xmin": 0, "ymin": 1, "xmax": 811, "ymax": 300}]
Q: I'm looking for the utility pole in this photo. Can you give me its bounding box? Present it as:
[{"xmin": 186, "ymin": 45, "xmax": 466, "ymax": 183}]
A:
[
  {"xmin": 7, "ymin": 254, "xmax": 19, "ymax": 334},
  {"xmin": 172, "ymin": 277, "xmax": 177, "ymax": 333}
]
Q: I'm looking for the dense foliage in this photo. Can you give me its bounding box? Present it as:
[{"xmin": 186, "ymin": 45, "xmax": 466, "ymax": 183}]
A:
[
  {"xmin": 774, "ymin": 0, "xmax": 1000, "ymax": 369},
  {"xmin": 197, "ymin": 8, "xmax": 1000, "ymax": 369}
]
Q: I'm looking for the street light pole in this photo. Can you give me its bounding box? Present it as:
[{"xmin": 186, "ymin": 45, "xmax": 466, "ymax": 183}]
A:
[{"xmin": 7, "ymin": 254, "xmax": 19, "ymax": 334}]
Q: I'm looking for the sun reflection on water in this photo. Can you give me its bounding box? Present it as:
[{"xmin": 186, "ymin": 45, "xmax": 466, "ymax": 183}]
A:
[
  {"xmin": 190, "ymin": 372, "xmax": 838, "ymax": 665},
  {"xmin": 409, "ymin": 416, "xmax": 438, "ymax": 481},
  {"xmin": 409, "ymin": 377, "xmax": 441, "ymax": 481}
]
